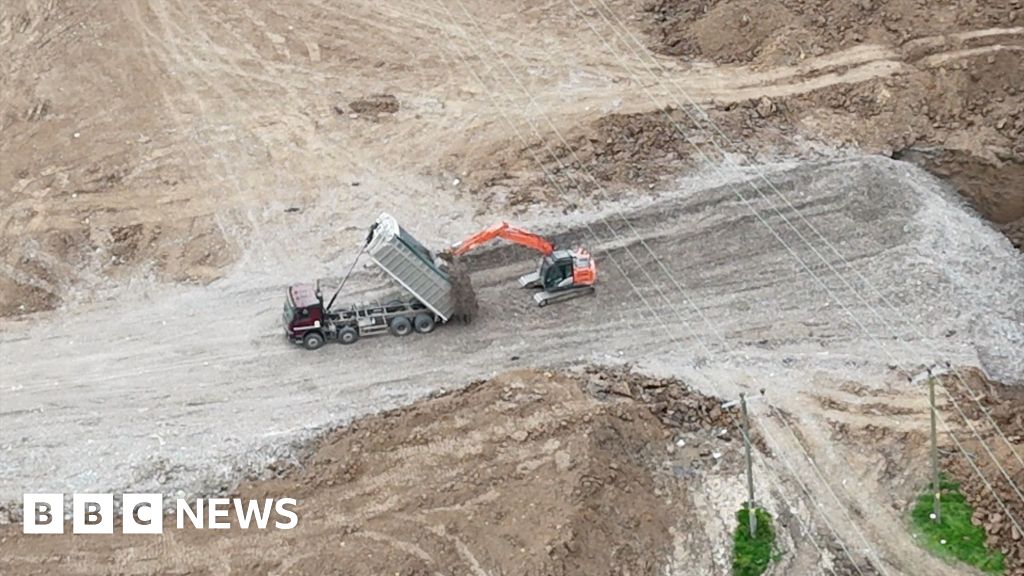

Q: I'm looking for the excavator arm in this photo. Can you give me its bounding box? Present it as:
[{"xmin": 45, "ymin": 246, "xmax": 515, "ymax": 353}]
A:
[{"xmin": 451, "ymin": 222, "xmax": 554, "ymax": 257}]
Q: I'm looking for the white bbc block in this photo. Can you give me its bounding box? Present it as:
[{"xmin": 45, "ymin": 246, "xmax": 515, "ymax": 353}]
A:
[
  {"xmin": 23, "ymin": 493, "xmax": 64, "ymax": 534},
  {"xmin": 122, "ymin": 493, "xmax": 164, "ymax": 534},
  {"xmin": 73, "ymin": 493, "xmax": 114, "ymax": 534}
]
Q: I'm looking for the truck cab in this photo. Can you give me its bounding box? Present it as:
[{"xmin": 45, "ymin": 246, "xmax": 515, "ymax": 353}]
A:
[{"xmin": 283, "ymin": 283, "xmax": 326, "ymax": 347}]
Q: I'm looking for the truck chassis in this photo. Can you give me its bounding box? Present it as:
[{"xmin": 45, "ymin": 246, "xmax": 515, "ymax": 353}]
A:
[{"xmin": 287, "ymin": 291, "xmax": 440, "ymax": 350}]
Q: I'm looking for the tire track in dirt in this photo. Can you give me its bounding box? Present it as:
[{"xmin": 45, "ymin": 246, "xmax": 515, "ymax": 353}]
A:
[
  {"xmin": 3, "ymin": 155, "xmax": 1020, "ymax": 530},
  {"xmin": 406, "ymin": 0, "xmax": 1022, "ymax": 110},
  {"xmin": 132, "ymin": 0, "xmax": 325, "ymax": 266},
  {"xmin": 121, "ymin": 0, "xmax": 241, "ymax": 255}
]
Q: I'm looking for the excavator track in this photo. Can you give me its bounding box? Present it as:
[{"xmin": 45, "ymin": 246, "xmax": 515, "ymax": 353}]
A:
[{"xmin": 533, "ymin": 285, "xmax": 596, "ymax": 307}]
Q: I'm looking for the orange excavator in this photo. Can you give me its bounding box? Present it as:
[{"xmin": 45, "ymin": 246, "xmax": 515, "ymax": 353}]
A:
[{"xmin": 451, "ymin": 222, "xmax": 597, "ymax": 306}]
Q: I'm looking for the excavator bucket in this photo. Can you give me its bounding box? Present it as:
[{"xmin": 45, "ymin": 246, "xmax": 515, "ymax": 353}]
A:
[{"xmin": 517, "ymin": 271, "xmax": 541, "ymax": 288}]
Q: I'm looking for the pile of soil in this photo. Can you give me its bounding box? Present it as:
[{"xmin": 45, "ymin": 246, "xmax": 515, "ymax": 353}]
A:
[
  {"xmin": 581, "ymin": 365, "xmax": 754, "ymax": 441},
  {"xmin": 346, "ymin": 93, "xmax": 400, "ymax": 116},
  {"xmin": 940, "ymin": 368, "xmax": 1024, "ymax": 574},
  {"xmin": 642, "ymin": 0, "xmax": 1020, "ymax": 66},
  {"xmin": 638, "ymin": 0, "xmax": 1024, "ymax": 249},
  {"xmin": 0, "ymin": 367, "xmax": 742, "ymax": 575},
  {"xmin": 459, "ymin": 105, "xmax": 796, "ymax": 210},
  {"xmin": 0, "ymin": 1, "xmax": 241, "ymax": 318},
  {"xmin": 1004, "ymin": 218, "xmax": 1024, "ymax": 251}
]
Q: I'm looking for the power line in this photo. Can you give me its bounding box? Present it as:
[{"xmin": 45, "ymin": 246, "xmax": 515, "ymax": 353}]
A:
[
  {"xmin": 414, "ymin": 1, "xmax": 883, "ymax": 571},
  {"xmin": 578, "ymin": 0, "xmax": 1024, "ymax": 494},
  {"xmin": 433, "ymin": 2, "xmax": 909, "ymax": 571},
  {"xmin": 549, "ymin": 0, "xmax": 1024, "ymax": 534},
  {"xmin": 419, "ymin": 1, "xmax": 1024, "ymax": 570}
]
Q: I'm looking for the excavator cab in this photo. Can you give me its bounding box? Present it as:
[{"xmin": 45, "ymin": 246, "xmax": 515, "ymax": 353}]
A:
[
  {"xmin": 542, "ymin": 251, "xmax": 575, "ymax": 290},
  {"xmin": 520, "ymin": 247, "xmax": 597, "ymax": 306},
  {"xmin": 539, "ymin": 249, "xmax": 594, "ymax": 290}
]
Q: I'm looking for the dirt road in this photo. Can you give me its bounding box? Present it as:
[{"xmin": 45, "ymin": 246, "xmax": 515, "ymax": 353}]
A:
[{"xmin": 3, "ymin": 156, "xmax": 1022, "ymax": 573}]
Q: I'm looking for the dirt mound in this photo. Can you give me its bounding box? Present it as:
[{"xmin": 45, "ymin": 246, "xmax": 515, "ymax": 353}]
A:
[
  {"xmin": 458, "ymin": 105, "xmax": 797, "ymax": 210},
  {"xmin": 635, "ymin": 0, "xmax": 1024, "ymax": 250},
  {"xmin": 0, "ymin": 263, "xmax": 60, "ymax": 317},
  {"xmin": 346, "ymin": 93, "xmax": 400, "ymax": 116},
  {"xmin": 6, "ymin": 0, "xmax": 1022, "ymax": 320},
  {"xmin": 1, "ymin": 1, "xmax": 241, "ymax": 318},
  {"xmin": 779, "ymin": 50, "xmax": 1024, "ymax": 226},
  {"xmin": 940, "ymin": 368, "xmax": 1024, "ymax": 574},
  {"xmin": 0, "ymin": 367, "xmax": 743, "ymax": 575},
  {"xmin": 642, "ymin": 0, "xmax": 1018, "ymax": 66},
  {"xmin": 1003, "ymin": 217, "xmax": 1024, "ymax": 251},
  {"xmin": 1, "ymin": 1, "xmax": 458, "ymax": 318}
]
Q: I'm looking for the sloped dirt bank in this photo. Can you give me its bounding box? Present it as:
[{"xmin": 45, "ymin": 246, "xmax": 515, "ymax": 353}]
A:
[{"xmin": 0, "ymin": 367, "xmax": 749, "ymax": 575}]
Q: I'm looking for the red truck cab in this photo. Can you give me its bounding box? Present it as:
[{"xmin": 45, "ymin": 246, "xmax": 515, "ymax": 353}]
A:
[{"xmin": 283, "ymin": 283, "xmax": 326, "ymax": 348}]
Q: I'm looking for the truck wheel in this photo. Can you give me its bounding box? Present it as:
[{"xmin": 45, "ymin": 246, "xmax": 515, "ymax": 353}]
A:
[
  {"xmin": 413, "ymin": 313, "xmax": 435, "ymax": 334},
  {"xmin": 390, "ymin": 316, "xmax": 412, "ymax": 336},
  {"xmin": 338, "ymin": 327, "xmax": 359, "ymax": 345},
  {"xmin": 302, "ymin": 332, "xmax": 325, "ymax": 350}
]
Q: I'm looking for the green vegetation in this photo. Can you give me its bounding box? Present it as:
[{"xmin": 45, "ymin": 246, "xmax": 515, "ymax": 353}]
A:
[
  {"xmin": 910, "ymin": 478, "xmax": 1005, "ymax": 574},
  {"xmin": 732, "ymin": 507, "xmax": 776, "ymax": 576}
]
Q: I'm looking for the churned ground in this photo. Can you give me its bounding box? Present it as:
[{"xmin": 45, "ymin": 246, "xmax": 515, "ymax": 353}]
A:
[{"xmin": 2, "ymin": 0, "xmax": 1023, "ymax": 574}]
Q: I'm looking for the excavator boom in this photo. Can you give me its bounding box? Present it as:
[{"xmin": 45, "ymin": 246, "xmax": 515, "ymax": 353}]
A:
[{"xmin": 451, "ymin": 222, "xmax": 554, "ymax": 257}]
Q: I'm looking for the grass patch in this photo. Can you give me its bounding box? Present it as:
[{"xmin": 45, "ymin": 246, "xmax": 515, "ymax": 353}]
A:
[
  {"xmin": 911, "ymin": 478, "xmax": 1005, "ymax": 574},
  {"xmin": 733, "ymin": 507, "xmax": 776, "ymax": 576}
]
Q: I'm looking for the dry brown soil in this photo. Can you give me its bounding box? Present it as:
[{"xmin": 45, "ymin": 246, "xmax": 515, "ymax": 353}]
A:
[
  {"xmin": 639, "ymin": 0, "xmax": 1024, "ymax": 245},
  {"xmin": 0, "ymin": 368, "xmax": 749, "ymax": 575},
  {"xmin": 459, "ymin": 0, "xmax": 1024, "ymax": 246},
  {"xmin": 942, "ymin": 368, "xmax": 1024, "ymax": 575},
  {"xmin": 4, "ymin": 0, "xmax": 1023, "ymax": 317},
  {"xmin": 7, "ymin": 365, "xmax": 1018, "ymax": 575},
  {"xmin": 3, "ymin": 1, "xmax": 1024, "ymax": 575},
  {"xmin": 809, "ymin": 366, "xmax": 1024, "ymax": 575}
]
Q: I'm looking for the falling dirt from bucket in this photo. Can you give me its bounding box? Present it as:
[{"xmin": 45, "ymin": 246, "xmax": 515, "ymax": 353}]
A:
[{"xmin": 440, "ymin": 251, "xmax": 479, "ymax": 324}]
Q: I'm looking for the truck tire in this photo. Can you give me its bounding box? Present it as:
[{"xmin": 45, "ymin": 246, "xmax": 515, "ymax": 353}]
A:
[
  {"xmin": 390, "ymin": 316, "xmax": 413, "ymax": 336},
  {"xmin": 413, "ymin": 313, "xmax": 435, "ymax": 334},
  {"xmin": 302, "ymin": 332, "xmax": 325, "ymax": 350},
  {"xmin": 338, "ymin": 327, "xmax": 359, "ymax": 345}
]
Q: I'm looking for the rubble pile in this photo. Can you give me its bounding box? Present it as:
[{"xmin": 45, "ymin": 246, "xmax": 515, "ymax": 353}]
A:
[
  {"xmin": 941, "ymin": 369, "xmax": 1024, "ymax": 574},
  {"xmin": 579, "ymin": 365, "xmax": 771, "ymax": 460}
]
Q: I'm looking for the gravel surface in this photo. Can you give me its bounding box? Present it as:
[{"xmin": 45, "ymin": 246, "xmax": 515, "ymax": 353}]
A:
[{"xmin": 1, "ymin": 155, "xmax": 1021, "ymax": 517}]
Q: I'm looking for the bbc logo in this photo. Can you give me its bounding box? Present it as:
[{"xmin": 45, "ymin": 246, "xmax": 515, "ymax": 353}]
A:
[
  {"xmin": 24, "ymin": 493, "xmax": 163, "ymax": 534},
  {"xmin": 24, "ymin": 493, "xmax": 298, "ymax": 534}
]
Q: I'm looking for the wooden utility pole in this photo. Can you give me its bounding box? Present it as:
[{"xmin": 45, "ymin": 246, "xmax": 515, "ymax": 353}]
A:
[
  {"xmin": 740, "ymin": 392, "xmax": 757, "ymax": 538},
  {"xmin": 913, "ymin": 364, "xmax": 950, "ymax": 524},
  {"xmin": 928, "ymin": 371, "xmax": 941, "ymax": 524}
]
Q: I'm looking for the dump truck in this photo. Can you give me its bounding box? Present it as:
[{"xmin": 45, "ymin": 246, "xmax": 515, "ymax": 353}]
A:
[{"xmin": 283, "ymin": 213, "xmax": 456, "ymax": 350}]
